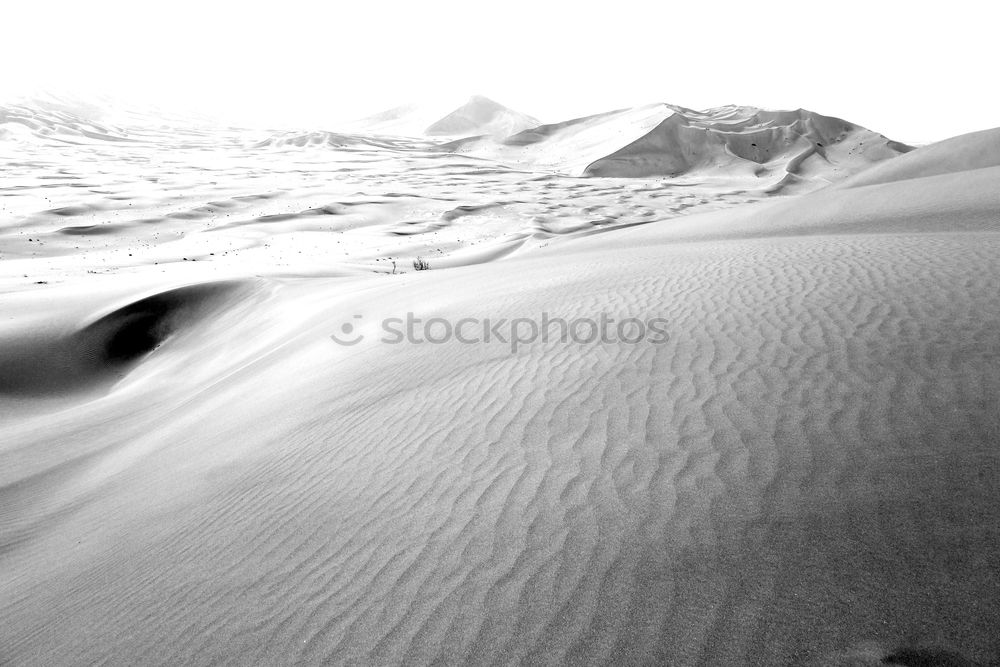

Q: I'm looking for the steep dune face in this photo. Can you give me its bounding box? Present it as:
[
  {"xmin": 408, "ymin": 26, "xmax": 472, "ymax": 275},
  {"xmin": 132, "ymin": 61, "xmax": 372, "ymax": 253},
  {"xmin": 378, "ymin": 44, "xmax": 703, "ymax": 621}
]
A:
[
  {"xmin": 2, "ymin": 128, "xmax": 999, "ymax": 664},
  {"xmin": 585, "ymin": 107, "xmax": 905, "ymax": 180},
  {"xmin": 447, "ymin": 104, "xmax": 910, "ymax": 193},
  {"xmin": 444, "ymin": 104, "xmax": 683, "ymax": 174}
]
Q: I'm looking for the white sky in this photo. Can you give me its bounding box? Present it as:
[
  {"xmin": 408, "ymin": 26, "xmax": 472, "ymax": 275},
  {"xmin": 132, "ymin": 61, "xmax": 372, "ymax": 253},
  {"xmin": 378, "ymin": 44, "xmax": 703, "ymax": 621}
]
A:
[{"xmin": 2, "ymin": 0, "xmax": 996, "ymax": 144}]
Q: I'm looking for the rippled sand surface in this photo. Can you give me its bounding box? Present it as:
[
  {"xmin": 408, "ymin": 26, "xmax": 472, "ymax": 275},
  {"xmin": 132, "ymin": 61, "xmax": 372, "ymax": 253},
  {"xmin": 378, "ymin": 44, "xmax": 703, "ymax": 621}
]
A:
[{"xmin": 2, "ymin": 116, "xmax": 999, "ymax": 665}]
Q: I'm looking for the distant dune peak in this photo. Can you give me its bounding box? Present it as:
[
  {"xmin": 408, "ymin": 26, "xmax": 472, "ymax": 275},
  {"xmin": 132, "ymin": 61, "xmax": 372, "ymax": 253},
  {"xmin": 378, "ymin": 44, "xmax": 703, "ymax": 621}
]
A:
[
  {"xmin": 340, "ymin": 95, "xmax": 539, "ymax": 139},
  {"xmin": 423, "ymin": 95, "xmax": 539, "ymax": 138}
]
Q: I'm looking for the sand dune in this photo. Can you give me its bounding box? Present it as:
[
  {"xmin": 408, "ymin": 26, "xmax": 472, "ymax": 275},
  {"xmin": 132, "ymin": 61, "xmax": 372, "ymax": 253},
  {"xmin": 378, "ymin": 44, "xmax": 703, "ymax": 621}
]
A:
[
  {"xmin": 252, "ymin": 130, "xmax": 427, "ymax": 151},
  {"xmin": 0, "ymin": 96, "xmax": 229, "ymax": 147},
  {"xmin": 341, "ymin": 96, "xmax": 539, "ymax": 139},
  {"xmin": 424, "ymin": 95, "xmax": 540, "ymax": 139},
  {"xmin": 0, "ymin": 102, "xmax": 135, "ymax": 144},
  {"xmin": 1, "ymin": 106, "xmax": 999, "ymax": 665},
  {"xmin": 444, "ymin": 105, "xmax": 675, "ymax": 174},
  {"xmin": 0, "ymin": 103, "xmax": 759, "ymax": 282},
  {"xmin": 443, "ymin": 104, "xmax": 910, "ymax": 193},
  {"xmin": 835, "ymin": 126, "xmax": 1000, "ymax": 189}
]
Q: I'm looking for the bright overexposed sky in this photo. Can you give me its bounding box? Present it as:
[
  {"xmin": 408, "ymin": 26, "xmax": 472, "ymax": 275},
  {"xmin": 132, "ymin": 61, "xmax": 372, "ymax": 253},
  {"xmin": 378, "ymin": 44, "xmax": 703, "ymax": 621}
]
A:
[{"xmin": 2, "ymin": 0, "xmax": 996, "ymax": 144}]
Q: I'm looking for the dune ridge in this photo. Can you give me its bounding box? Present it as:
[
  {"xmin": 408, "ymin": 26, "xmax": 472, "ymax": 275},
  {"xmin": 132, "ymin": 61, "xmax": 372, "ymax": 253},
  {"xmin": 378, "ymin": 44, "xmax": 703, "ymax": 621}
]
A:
[{"xmin": 444, "ymin": 103, "xmax": 910, "ymax": 193}]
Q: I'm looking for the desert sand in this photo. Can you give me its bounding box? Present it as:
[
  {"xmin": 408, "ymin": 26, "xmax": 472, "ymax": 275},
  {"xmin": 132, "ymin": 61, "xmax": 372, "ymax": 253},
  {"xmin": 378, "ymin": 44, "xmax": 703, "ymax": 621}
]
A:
[{"xmin": 1, "ymin": 96, "xmax": 998, "ymax": 665}]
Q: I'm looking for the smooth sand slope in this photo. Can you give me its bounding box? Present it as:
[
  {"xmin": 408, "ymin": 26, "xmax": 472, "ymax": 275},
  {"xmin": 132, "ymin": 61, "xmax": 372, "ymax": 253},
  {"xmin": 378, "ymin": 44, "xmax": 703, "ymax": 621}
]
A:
[{"xmin": 1, "ymin": 116, "xmax": 999, "ymax": 665}]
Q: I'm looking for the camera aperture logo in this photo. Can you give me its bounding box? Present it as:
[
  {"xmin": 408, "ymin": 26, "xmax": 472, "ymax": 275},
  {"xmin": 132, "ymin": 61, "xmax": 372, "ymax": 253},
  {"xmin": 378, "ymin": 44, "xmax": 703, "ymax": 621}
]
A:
[
  {"xmin": 330, "ymin": 312, "xmax": 669, "ymax": 352},
  {"xmin": 329, "ymin": 314, "xmax": 365, "ymax": 346}
]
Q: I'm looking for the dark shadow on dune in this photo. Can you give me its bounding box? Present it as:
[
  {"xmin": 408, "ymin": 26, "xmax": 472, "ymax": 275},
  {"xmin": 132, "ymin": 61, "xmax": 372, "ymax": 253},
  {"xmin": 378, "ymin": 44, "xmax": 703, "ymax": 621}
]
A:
[
  {"xmin": 57, "ymin": 224, "xmax": 121, "ymax": 236},
  {"xmin": 0, "ymin": 281, "xmax": 246, "ymax": 397},
  {"xmin": 100, "ymin": 311, "xmax": 169, "ymax": 363}
]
